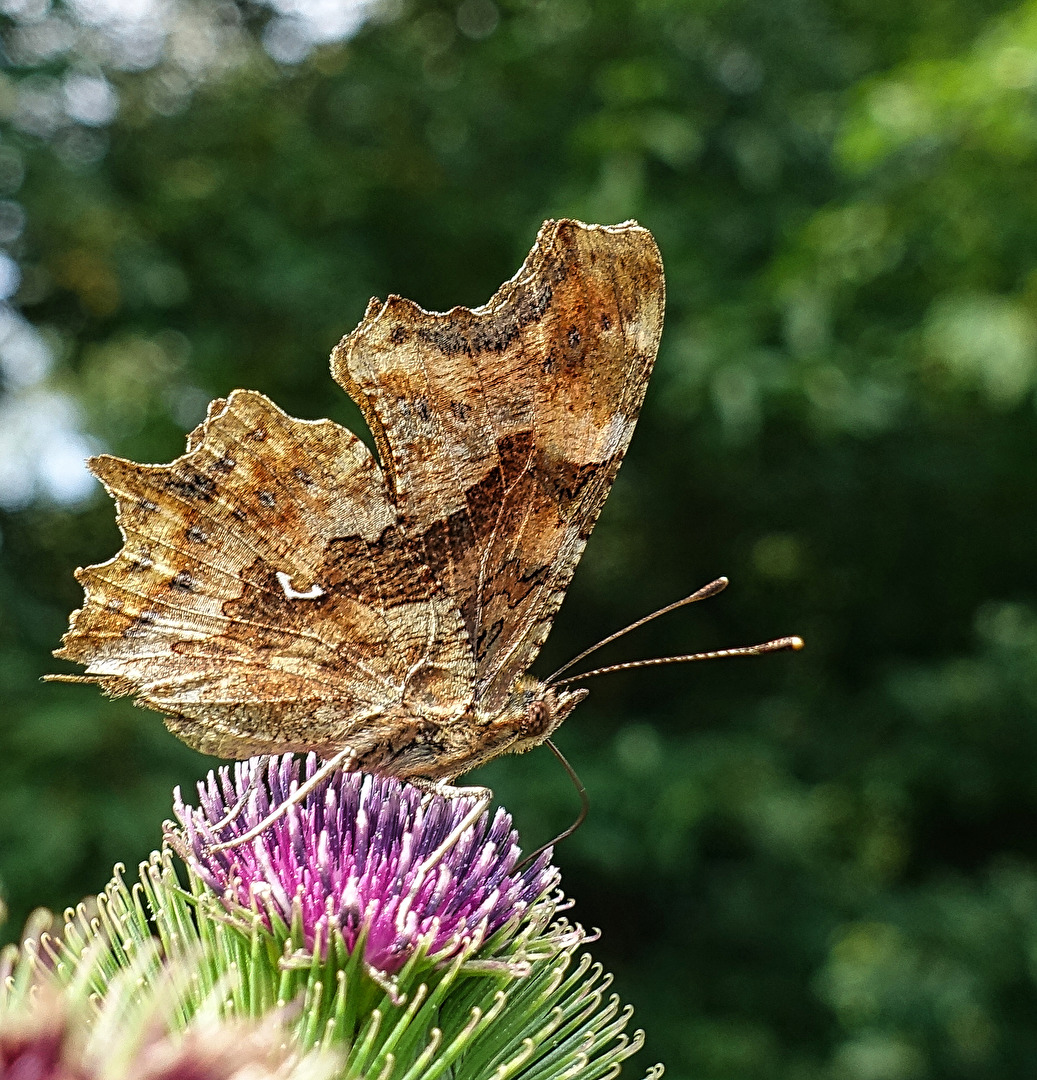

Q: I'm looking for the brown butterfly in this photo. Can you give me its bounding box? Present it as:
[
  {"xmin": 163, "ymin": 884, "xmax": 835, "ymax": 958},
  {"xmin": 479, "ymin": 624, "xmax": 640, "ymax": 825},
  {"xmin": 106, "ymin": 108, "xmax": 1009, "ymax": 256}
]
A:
[
  {"xmin": 52, "ymin": 221, "xmax": 664, "ymax": 771},
  {"xmin": 52, "ymin": 219, "xmax": 799, "ymax": 844}
]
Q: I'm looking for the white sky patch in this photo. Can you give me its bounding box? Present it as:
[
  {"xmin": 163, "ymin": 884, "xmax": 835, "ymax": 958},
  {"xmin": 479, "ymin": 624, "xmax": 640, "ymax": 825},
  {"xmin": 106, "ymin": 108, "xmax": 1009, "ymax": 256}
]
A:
[
  {"xmin": 263, "ymin": 0, "xmax": 379, "ymax": 62},
  {"xmin": 0, "ymin": 203, "xmax": 27, "ymax": 246},
  {"xmin": 0, "ymin": 387, "xmax": 99, "ymax": 510},
  {"xmin": 0, "ymin": 255, "xmax": 22, "ymax": 303},
  {"xmin": 6, "ymin": 0, "xmax": 377, "ymax": 72},
  {"xmin": 65, "ymin": 0, "xmax": 170, "ymax": 28},
  {"xmin": 0, "ymin": 308, "xmax": 99, "ymax": 511},
  {"xmin": 0, "ymin": 0, "xmax": 51, "ymax": 20},
  {"xmin": 8, "ymin": 14, "xmax": 77, "ymax": 66},
  {"xmin": 14, "ymin": 76, "xmax": 64, "ymax": 137},
  {"xmin": 0, "ymin": 307, "xmax": 51, "ymax": 387},
  {"xmin": 63, "ymin": 72, "xmax": 119, "ymax": 126},
  {"xmin": 62, "ymin": 0, "xmax": 171, "ymax": 70},
  {"xmin": 268, "ymin": 0, "xmax": 376, "ymax": 42}
]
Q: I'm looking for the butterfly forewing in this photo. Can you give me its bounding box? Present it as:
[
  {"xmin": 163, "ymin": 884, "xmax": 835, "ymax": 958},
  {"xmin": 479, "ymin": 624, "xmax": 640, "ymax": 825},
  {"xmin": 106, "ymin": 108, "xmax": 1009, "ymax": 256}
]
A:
[
  {"xmin": 55, "ymin": 390, "xmax": 475, "ymax": 759},
  {"xmin": 333, "ymin": 219, "xmax": 664, "ymax": 712}
]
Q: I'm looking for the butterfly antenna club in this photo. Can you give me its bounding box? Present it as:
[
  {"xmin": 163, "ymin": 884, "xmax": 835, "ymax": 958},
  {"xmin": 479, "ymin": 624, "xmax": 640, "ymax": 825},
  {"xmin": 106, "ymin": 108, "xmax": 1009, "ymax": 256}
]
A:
[{"xmin": 552, "ymin": 634, "xmax": 804, "ymax": 688}]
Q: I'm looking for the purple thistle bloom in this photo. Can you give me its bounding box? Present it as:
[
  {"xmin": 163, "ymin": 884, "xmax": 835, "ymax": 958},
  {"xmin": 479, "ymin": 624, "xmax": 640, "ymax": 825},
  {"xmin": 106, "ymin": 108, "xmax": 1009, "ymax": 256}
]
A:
[{"xmin": 171, "ymin": 754, "xmax": 559, "ymax": 976}]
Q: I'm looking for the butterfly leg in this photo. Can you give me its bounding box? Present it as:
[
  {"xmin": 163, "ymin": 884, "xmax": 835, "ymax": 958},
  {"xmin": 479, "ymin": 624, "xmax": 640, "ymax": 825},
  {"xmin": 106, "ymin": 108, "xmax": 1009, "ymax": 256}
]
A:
[
  {"xmin": 409, "ymin": 777, "xmax": 493, "ymax": 806},
  {"xmin": 406, "ymin": 779, "xmax": 494, "ymax": 884},
  {"xmin": 207, "ymin": 747, "xmax": 358, "ymax": 853},
  {"xmin": 207, "ymin": 759, "xmax": 261, "ymax": 832}
]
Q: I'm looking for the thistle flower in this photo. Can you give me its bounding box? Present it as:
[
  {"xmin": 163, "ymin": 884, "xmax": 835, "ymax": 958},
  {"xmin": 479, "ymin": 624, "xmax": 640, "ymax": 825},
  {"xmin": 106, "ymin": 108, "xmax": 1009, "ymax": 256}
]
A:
[
  {"xmin": 8, "ymin": 758, "xmax": 658, "ymax": 1078},
  {"xmin": 170, "ymin": 754, "xmax": 560, "ymax": 976}
]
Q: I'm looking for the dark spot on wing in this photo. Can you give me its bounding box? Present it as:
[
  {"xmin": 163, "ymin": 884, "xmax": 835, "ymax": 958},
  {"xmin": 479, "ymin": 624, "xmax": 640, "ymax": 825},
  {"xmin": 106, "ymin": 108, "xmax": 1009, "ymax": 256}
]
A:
[
  {"xmin": 170, "ymin": 570, "xmax": 194, "ymax": 591},
  {"xmin": 325, "ymin": 527, "xmax": 436, "ymax": 606},
  {"xmin": 416, "ymin": 283, "xmax": 553, "ymax": 356},
  {"xmin": 124, "ymin": 610, "xmax": 157, "ymax": 638},
  {"xmin": 165, "ymin": 470, "xmax": 215, "ymax": 501},
  {"xmin": 464, "ymin": 466, "xmax": 504, "ymax": 527},
  {"xmin": 127, "ymin": 552, "xmax": 154, "ymax": 572},
  {"xmin": 476, "ymin": 617, "xmax": 504, "ymax": 662},
  {"xmin": 419, "ymin": 507, "xmax": 476, "ymax": 603},
  {"xmin": 550, "ymin": 458, "xmax": 607, "ymax": 512},
  {"xmin": 501, "ymin": 560, "xmax": 551, "ymax": 608},
  {"xmin": 496, "ymin": 430, "xmax": 534, "ymax": 485}
]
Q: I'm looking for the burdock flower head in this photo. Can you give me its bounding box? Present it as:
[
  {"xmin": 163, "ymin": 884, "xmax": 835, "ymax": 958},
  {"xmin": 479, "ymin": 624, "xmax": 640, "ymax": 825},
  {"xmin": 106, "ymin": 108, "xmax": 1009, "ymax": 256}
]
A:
[{"xmin": 170, "ymin": 754, "xmax": 560, "ymax": 977}]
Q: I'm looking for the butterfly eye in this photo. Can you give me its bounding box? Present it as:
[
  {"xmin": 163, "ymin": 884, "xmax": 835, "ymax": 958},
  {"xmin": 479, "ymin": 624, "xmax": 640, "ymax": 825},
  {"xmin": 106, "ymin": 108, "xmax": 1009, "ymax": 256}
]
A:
[{"xmin": 522, "ymin": 700, "xmax": 552, "ymax": 738}]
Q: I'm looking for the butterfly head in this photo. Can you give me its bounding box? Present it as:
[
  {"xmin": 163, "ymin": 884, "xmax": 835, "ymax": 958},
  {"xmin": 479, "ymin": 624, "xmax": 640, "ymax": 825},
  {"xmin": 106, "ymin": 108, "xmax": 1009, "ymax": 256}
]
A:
[{"xmin": 496, "ymin": 675, "xmax": 588, "ymax": 756}]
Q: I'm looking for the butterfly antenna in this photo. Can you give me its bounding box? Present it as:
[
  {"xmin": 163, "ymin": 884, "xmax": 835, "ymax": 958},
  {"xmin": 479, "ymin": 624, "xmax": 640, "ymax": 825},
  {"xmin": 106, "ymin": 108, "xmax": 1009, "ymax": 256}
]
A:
[
  {"xmin": 553, "ymin": 634, "xmax": 804, "ymax": 687},
  {"xmin": 546, "ymin": 576, "xmax": 731, "ymax": 685},
  {"xmin": 517, "ymin": 739, "xmax": 589, "ymax": 871}
]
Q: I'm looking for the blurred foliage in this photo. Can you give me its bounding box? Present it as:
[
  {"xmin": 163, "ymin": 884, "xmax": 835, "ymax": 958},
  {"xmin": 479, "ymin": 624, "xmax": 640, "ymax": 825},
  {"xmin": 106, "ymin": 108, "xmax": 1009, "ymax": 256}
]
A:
[{"xmin": 4, "ymin": 0, "xmax": 1037, "ymax": 1076}]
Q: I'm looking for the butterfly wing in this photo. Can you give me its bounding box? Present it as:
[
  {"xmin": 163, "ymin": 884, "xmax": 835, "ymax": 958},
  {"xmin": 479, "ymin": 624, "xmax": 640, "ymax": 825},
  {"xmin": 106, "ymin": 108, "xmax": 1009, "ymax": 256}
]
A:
[
  {"xmin": 54, "ymin": 390, "xmax": 475, "ymax": 759},
  {"xmin": 333, "ymin": 219, "xmax": 664, "ymax": 711}
]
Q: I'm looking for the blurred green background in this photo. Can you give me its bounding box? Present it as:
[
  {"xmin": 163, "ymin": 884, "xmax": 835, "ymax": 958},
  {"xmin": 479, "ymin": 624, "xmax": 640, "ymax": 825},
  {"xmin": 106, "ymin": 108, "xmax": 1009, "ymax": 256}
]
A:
[{"xmin": 4, "ymin": 0, "xmax": 1037, "ymax": 1075}]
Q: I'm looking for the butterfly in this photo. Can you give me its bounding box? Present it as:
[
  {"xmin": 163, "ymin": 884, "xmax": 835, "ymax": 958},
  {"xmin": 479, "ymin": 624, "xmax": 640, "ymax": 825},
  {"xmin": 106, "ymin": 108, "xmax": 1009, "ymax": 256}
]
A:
[{"xmin": 52, "ymin": 220, "xmax": 669, "ymax": 789}]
